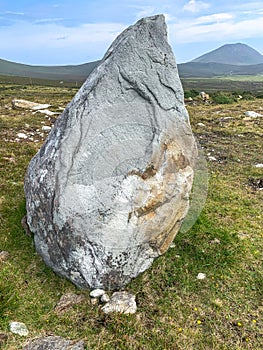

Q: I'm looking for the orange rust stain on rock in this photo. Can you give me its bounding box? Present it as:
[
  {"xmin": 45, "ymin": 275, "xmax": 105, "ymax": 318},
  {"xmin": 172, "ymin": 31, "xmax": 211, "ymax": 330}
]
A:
[
  {"xmin": 158, "ymin": 218, "xmax": 184, "ymax": 254},
  {"xmin": 128, "ymin": 164, "xmax": 157, "ymax": 180},
  {"xmin": 128, "ymin": 137, "xmax": 194, "ymax": 255},
  {"xmin": 143, "ymin": 211, "xmax": 156, "ymax": 220},
  {"xmin": 136, "ymin": 190, "xmax": 165, "ymax": 217}
]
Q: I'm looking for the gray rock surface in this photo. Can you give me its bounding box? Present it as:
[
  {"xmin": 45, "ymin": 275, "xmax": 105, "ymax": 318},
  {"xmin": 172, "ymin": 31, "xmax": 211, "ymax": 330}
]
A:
[
  {"xmin": 23, "ymin": 336, "xmax": 84, "ymax": 350},
  {"xmin": 24, "ymin": 15, "xmax": 197, "ymax": 289}
]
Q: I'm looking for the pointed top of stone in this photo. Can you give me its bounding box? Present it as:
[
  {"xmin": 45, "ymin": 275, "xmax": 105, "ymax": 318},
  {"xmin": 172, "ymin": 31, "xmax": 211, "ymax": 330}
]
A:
[{"xmin": 103, "ymin": 14, "xmax": 168, "ymax": 59}]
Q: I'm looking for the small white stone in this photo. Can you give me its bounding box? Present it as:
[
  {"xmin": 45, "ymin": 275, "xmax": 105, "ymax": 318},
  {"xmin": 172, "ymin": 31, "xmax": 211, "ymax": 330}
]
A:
[
  {"xmin": 101, "ymin": 294, "xmax": 110, "ymax": 303},
  {"xmin": 196, "ymin": 273, "xmax": 206, "ymax": 280},
  {"xmin": 90, "ymin": 289, "xmax": 105, "ymax": 298},
  {"xmin": 210, "ymin": 238, "xmax": 221, "ymax": 244},
  {"xmin": 17, "ymin": 133, "xmax": 28, "ymax": 139},
  {"xmin": 197, "ymin": 123, "xmax": 205, "ymax": 127},
  {"xmin": 37, "ymin": 109, "xmax": 60, "ymax": 116},
  {"xmin": 255, "ymin": 163, "xmax": 263, "ymax": 168},
  {"xmin": 208, "ymin": 156, "xmax": 217, "ymax": 162},
  {"xmin": 9, "ymin": 322, "xmax": 29, "ymax": 336},
  {"xmin": 42, "ymin": 126, "xmax": 52, "ymax": 132},
  {"xmin": 244, "ymin": 111, "xmax": 263, "ymax": 118}
]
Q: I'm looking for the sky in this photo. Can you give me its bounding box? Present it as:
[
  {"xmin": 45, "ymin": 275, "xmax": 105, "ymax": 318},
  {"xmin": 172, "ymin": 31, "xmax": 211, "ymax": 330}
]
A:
[{"xmin": 1, "ymin": 0, "xmax": 263, "ymax": 66}]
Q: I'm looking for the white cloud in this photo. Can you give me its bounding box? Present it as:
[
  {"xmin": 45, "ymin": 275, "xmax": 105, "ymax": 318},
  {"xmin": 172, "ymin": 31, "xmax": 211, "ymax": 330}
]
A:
[
  {"xmin": 34, "ymin": 18, "xmax": 65, "ymax": 24},
  {"xmin": 169, "ymin": 14, "xmax": 263, "ymax": 44},
  {"xmin": 0, "ymin": 20, "xmax": 126, "ymax": 62},
  {"xmin": 5, "ymin": 11, "xmax": 25, "ymax": 16},
  {"xmin": 134, "ymin": 6, "xmax": 155, "ymax": 19},
  {"xmin": 195, "ymin": 13, "xmax": 234, "ymax": 24},
  {"xmin": 55, "ymin": 36, "xmax": 68, "ymax": 41},
  {"xmin": 163, "ymin": 13, "xmax": 177, "ymax": 23},
  {"xmin": 183, "ymin": 0, "xmax": 210, "ymax": 13}
]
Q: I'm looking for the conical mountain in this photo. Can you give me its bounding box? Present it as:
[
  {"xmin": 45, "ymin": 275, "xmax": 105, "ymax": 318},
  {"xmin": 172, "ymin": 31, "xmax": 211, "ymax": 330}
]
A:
[{"xmin": 191, "ymin": 43, "xmax": 263, "ymax": 66}]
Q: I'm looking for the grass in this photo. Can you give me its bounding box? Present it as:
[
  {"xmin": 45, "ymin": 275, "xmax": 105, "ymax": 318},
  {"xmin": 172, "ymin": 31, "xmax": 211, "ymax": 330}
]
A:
[
  {"xmin": 0, "ymin": 83, "xmax": 262, "ymax": 349},
  {"xmin": 217, "ymin": 75, "xmax": 263, "ymax": 82},
  {"xmin": 182, "ymin": 77, "xmax": 263, "ymax": 93}
]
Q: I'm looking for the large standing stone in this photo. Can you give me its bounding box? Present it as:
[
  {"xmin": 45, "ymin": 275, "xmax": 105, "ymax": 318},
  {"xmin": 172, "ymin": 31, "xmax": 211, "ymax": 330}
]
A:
[{"xmin": 24, "ymin": 15, "xmax": 197, "ymax": 290}]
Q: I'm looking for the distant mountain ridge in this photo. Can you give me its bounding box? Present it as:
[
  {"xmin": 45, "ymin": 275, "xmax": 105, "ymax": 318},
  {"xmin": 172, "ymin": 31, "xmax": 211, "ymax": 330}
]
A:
[
  {"xmin": 0, "ymin": 58, "xmax": 99, "ymax": 82},
  {"xmin": 178, "ymin": 62, "xmax": 263, "ymax": 78},
  {"xmin": 1, "ymin": 43, "xmax": 263, "ymax": 81},
  {"xmin": 191, "ymin": 43, "xmax": 263, "ymax": 66}
]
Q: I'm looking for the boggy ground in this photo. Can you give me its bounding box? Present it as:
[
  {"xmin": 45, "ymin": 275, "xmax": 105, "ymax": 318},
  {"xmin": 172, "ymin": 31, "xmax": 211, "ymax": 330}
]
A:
[{"xmin": 0, "ymin": 83, "xmax": 262, "ymax": 349}]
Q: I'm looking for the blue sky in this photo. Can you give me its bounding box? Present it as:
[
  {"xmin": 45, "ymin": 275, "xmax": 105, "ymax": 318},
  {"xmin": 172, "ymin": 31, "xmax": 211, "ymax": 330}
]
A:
[{"xmin": 1, "ymin": 0, "xmax": 263, "ymax": 65}]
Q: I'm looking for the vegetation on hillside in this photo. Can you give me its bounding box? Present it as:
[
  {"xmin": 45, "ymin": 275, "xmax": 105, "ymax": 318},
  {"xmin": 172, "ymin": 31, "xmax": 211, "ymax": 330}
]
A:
[{"xmin": 0, "ymin": 83, "xmax": 262, "ymax": 349}]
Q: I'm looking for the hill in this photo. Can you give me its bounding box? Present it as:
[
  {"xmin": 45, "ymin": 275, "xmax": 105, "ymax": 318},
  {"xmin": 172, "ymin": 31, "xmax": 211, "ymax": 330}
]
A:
[
  {"xmin": 178, "ymin": 62, "xmax": 263, "ymax": 78},
  {"xmin": 1, "ymin": 43, "xmax": 263, "ymax": 82},
  {"xmin": 191, "ymin": 43, "xmax": 263, "ymax": 66},
  {"xmin": 0, "ymin": 58, "xmax": 99, "ymax": 82}
]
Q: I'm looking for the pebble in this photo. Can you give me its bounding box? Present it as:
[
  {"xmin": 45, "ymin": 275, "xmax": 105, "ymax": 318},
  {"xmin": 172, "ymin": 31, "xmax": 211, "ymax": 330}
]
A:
[
  {"xmin": 90, "ymin": 289, "xmax": 105, "ymax": 298},
  {"xmin": 101, "ymin": 294, "xmax": 110, "ymax": 303},
  {"xmin": 208, "ymin": 156, "xmax": 217, "ymax": 162},
  {"xmin": 9, "ymin": 322, "xmax": 29, "ymax": 336},
  {"xmin": 255, "ymin": 163, "xmax": 263, "ymax": 168},
  {"xmin": 196, "ymin": 273, "xmax": 206, "ymax": 280},
  {"xmin": 42, "ymin": 126, "xmax": 52, "ymax": 132},
  {"xmin": 210, "ymin": 238, "xmax": 221, "ymax": 244},
  {"xmin": 197, "ymin": 123, "xmax": 205, "ymax": 127},
  {"xmin": 17, "ymin": 133, "xmax": 28, "ymax": 139},
  {"xmin": 0, "ymin": 251, "xmax": 10, "ymax": 262}
]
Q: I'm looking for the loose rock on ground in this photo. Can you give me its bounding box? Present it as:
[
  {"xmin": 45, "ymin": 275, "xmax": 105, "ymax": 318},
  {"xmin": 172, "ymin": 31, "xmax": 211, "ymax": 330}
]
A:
[
  {"xmin": 23, "ymin": 336, "xmax": 84, "ymax": 350},
  {"xmin": 101, "ymin": 291, "xmax": 137, "ymax": 314},
  {"xmin": 9, "ymin": 322, "xmax": 29, "ymax": 336}
]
